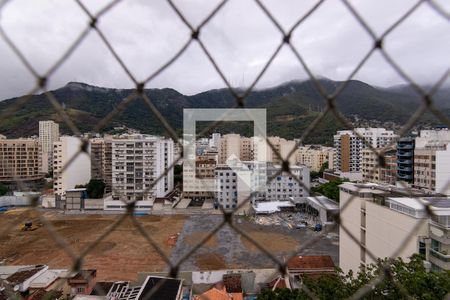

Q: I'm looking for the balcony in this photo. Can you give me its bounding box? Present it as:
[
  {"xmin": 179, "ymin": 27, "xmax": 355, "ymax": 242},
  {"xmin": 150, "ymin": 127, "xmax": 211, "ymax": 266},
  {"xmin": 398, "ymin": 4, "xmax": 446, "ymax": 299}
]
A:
[
  {"xmin": 397, "ymin": 143, "xmax": 413, "ymax": 150},
  {"xmin": 397, "ymin": 166, "xmax": 412, "ymax": 172},
  {"xmin": 397, "ymin": 159, "xmax": 412, "ymax": 165},
  {"xmin": 397, "ymin": 173, "xmax": 413, "ymax": 180},
  {"xmin": 429, "ymin": 249, "xmax": 450, "ymax": 270},
  {"xmin": 398, "ymin": 151, "xmax": 413, "ymax": 157}
]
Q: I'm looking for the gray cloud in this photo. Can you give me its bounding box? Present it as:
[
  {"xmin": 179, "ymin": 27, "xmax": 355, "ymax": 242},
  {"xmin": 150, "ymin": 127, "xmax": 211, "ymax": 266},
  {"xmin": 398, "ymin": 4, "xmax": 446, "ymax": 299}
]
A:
[{"xmin": 0, "ymin": 0, "xmax": 449, "ymax": 100}]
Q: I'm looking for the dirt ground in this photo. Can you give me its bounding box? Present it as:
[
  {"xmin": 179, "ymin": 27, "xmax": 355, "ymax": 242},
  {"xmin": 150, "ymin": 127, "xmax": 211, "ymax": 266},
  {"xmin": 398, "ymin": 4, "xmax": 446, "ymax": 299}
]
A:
[{"xmin": 0, "ymin": 209, "xmax": 186, "ymax": 281}]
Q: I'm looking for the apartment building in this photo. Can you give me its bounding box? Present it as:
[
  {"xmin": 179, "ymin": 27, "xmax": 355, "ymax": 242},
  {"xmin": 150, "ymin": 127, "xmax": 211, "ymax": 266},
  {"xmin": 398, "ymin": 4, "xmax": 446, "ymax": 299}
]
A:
[
  {"xmin": 90, "ymin": 138, "xmax": 104, "ymax": 180},
  {"xmin": 413, "ymin": 129, "xmax": 450, "ymax": 195},
  {"xmin": 183, "ymin": 157, "xmax": 216, "ymax": 203},
  {"xmin": 339, "ymin": 182, "xmax": 450, "ymax": 273},
  {"xmin": 214, "ymin": 161, "xmax": 309, "ymax": 212},
  {"xmin": 333, "ymin": 128, "xmax": 397, "ymax": 173},
  {"xmin": 397, "ymin": 137, "xmax": 415, "ymax": 183},
  {"xmin": 266, "ymin": 164, "xmax": 310, "ymax": 201},
  {"xmin": 361, "ymin": 148, "xmax": 397, "ymax": 185},
  {"xmin": 53, "ymin": 136, "xmax": 91, "ymax": 196},
  {"xmin": 0, "ymin": 136, "xmax": 44, "ymax": 182},
  {"xmin": 209, "ymin": 133, "xmax": 221, "ymax": 149},
  {"xmin": 39, "ymin": 120, "xmax": 59, "ymax": 173},
  {"xmin": 107, "ymin": 135, "xmax": 174, "ymax": 210},
  {"xmin": 218, "ymin": 134, "xmax": 254, "ymax": 163},
  {"xmin": 89, "ymin": 137, "xmax": 113, "ymax": 193},
  {"xmin": 296, "ymin": 145, "xmax": 334, "ymax": 172}
]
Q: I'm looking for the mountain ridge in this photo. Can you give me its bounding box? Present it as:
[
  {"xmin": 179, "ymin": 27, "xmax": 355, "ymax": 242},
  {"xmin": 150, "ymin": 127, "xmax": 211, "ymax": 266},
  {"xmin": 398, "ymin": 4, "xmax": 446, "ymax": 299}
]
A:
[{"xmin": 0, "ymin": 78, "xmax": 447, "ymax": 145}]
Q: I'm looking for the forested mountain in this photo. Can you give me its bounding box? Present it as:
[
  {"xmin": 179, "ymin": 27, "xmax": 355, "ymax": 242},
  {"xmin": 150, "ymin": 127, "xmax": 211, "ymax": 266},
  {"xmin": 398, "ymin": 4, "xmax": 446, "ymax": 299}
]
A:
[{"xmin": 0, "ymin": 79, "xmax": 447, "ymax": 145}]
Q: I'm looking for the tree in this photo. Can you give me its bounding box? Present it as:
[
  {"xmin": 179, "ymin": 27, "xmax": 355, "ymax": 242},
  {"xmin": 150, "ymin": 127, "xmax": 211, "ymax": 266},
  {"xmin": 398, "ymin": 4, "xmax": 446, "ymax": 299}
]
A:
[
  {"xmin": 312, "ymin": 178, "xmax": 347, "ymax": 202},
  {"xmin": 310, "ymin": 161, "xmax": 329, "ymax": 180},
  {"xmin": 257, "ymin": 255, "xmax": 450, "ymax": 300},
  {"xmin": 0, "ymin": 183, "xmax": 8, "ymax": 196},
  {"xmin": 86, "ymin": 179, "xmax": 106, "ymax": 199}
]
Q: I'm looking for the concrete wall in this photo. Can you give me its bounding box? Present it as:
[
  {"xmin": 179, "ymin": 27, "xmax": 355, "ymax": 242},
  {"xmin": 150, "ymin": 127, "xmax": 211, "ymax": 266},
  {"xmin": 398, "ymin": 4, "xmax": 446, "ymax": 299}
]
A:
[
  {"xmin": 339, "ymin": 189, "xmax": 363, "ymax": 274},
  {"xmin": 365, "ymin": 201, "xmax": 428, "ymax": 266}
]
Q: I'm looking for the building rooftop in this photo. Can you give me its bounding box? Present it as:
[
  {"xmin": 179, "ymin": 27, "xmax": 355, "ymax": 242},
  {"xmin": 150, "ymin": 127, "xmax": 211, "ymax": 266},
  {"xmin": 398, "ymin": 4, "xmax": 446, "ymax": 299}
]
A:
[
  {"xmin": 253, "ymin": 201, "xmax": 294, "ymax": 214},
  {"xmin": 66, "ymin": 188, "xmax": 87, "ymax": 192},
  {"xmin": 287, "ymin": 255, "xmax": 335, "ymax": 271},
  {"xmin": 195, "ymin": 282, "xmax": 243, "ymax": 300},
  {"xmin": 29, "ymin": 269, "xmax": 68, "ymax": 289},
  {"xmin": 306, "ymin": 196, "xmax": 339, "ymax": 211},
  {"xmin": 137, "ymin": 276, "xmax": 182, "ymax": 300},
  {"xmin": 5, "ymin": 265, "xmax": 46, "ymax": 286}
]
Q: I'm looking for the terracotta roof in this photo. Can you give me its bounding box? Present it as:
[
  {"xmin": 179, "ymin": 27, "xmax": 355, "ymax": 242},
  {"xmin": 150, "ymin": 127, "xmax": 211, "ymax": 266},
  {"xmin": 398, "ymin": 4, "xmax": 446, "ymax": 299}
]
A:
[
  {"xmin": 195, "ymin": 284, "xmax": 243, "ymax": 300},
  {"xmin": 6, "ymin": 266, "xmax": 45, "ymax": 285},
  {"xmin": 287, "ymin": 255, "xmax": 335, "ymax": 271}
]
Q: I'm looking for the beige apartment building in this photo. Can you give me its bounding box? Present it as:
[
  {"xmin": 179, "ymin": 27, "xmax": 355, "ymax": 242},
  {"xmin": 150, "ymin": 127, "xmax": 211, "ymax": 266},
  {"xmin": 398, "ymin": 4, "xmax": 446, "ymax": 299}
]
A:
[
  {"xmin": 253, "ymin": 136, "xmax": 296, "ymax": 165},
  {"xmin": 218, "ymin": 134, "xmax": 254, "ymax": 163},
  {"xmin": 183, "ymin": 157, "xmax": 216, "ymax": 203},
  {"xmin": 361, "ymin": 148, "xmax": 397, "ymax": 185},
  {"xmin": 296, "ymin": 145, "xmax": 333, "ymax": 172},
  {"xmin": 39, "ymin": 120, "xmax": 59, "ymax": 173},
  {"xmin": 0, "ymin": 137, "xmax": 44, "ymax": 182},
  {"xmin": 339, "ymin": 182, "xmax": 450, "ymax": 273},
  {"xmin": 219, "ymin": 134, "xmax": 298, "ymax": 166},
  {"xmin": 413, "ymin": 129, "xmax": 450, "ymax": 195}
]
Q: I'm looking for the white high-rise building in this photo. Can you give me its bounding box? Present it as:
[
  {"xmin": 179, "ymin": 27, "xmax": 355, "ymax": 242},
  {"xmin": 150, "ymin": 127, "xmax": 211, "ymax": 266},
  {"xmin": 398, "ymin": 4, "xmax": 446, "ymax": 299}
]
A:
[
  {"xmin": 339, "ymin": 182, "xmax": 450, "ymax": 273},
  {"xmin": 39, "ymin": 120, "xmax": 59, "ymax": 173},
  {"xmin": 105, "ymin": 134, "xmax": 174, "ymax": 210},
  {"xmin": 53, "ymin": 136, "xmax": 91, "ymax": 196},
  {"xmin": 333, "ymin": 128, "xmax": 398, "ymax": 173},
  {"xmin": 214, "ymin": 160, "xmax": 310, "ymax": 213},
  {"xmin": 209, "ymin": 133, "xmax": 221, "ymax": 149}
]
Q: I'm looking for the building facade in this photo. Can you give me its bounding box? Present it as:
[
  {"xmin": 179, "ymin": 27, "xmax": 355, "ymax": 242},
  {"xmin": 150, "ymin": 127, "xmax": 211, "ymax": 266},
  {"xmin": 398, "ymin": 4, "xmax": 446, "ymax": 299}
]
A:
[
  {"xmin": 214, "ymin": 161, "xmax": 310, "ymax": 211},
  {"xmin": 333, "ymin": 128, "xmax": 397, "ymax": 173},
  {"xmin": 53, "ymin": 136, "xmax": 91, "ymax": 196},
  {"xmin": 296, "ymin": 145, "xmax": 333, "ymax": 172},
  {"xmin": 339, "ymin": 182, "xmax": 450, "ymax": 273},
  {"xmin": 397, "ymin": 137, "xmax": 415, "ymax": 183},
  {"xmin": 0, "ymin": 137, "xmax": 44, "ymax": 183},
  {"xmin": 362, "ymin": 148, "xmax": 397, "ymax": 185},
  {"xmin": 107, "ymin": 135, "xmax": 174, "ymax": 209},
  {"xmin": 39, "ymin": 120, "xmax": 59, "ymax": 173},
  {"xmin": 413, "ymin": 129, "xmax": 450, "ymax": 195}
]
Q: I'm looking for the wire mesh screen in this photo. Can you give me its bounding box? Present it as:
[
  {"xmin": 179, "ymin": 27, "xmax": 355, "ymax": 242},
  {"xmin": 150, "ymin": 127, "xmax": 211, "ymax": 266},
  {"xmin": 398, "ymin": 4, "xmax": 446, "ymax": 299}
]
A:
[{"xmin": 0, "ymin": 0, "xmax": 450, "ymax": 299}]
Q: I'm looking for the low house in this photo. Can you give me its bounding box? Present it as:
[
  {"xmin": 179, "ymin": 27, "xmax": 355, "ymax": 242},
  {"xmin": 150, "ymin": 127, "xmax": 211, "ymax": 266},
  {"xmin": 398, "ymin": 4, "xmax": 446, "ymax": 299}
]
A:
[
  {"xmin": 195, "ymin": 282, "xmax": 243, "ymax": 300},
  {"xmin": 4, "ymin": 265, "xmax": 48, "ymax": 293},
  {"xmin": 287, "ymin": 255, "xmax": 335, "ymax": 278},
  {"xmin": 68, "ymin": 270, "xmax": 97, "ymax": 295}
]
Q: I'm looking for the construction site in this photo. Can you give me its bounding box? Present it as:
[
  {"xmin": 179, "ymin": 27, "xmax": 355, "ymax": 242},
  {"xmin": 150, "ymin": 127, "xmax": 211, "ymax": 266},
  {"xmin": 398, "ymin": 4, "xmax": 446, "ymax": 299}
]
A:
[{"xmin": 0, "ymin": 209, "xmax": 338, "ymax": 282}]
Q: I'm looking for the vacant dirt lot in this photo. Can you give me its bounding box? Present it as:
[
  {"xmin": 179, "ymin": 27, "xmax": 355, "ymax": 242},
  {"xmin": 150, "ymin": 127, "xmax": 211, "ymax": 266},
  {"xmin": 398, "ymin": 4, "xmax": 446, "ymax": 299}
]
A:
[{"xmin": 0, "ymin": 209, "xmax": 186, "ymax": 281}]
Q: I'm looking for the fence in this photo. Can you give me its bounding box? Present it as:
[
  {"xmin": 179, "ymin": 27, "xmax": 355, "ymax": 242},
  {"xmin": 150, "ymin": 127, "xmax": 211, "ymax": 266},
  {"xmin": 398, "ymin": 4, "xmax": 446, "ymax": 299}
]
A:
[{"xmin": 0, "ymin": 0, "xmax": 450, "ymax": 299}]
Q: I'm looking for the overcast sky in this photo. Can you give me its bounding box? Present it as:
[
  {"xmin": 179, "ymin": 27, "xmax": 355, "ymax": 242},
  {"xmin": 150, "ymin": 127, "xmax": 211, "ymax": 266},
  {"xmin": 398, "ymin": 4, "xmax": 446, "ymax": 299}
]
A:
[{"xmin": 0, "ymin": 0, "xmax": 449, "ymax": 99}]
